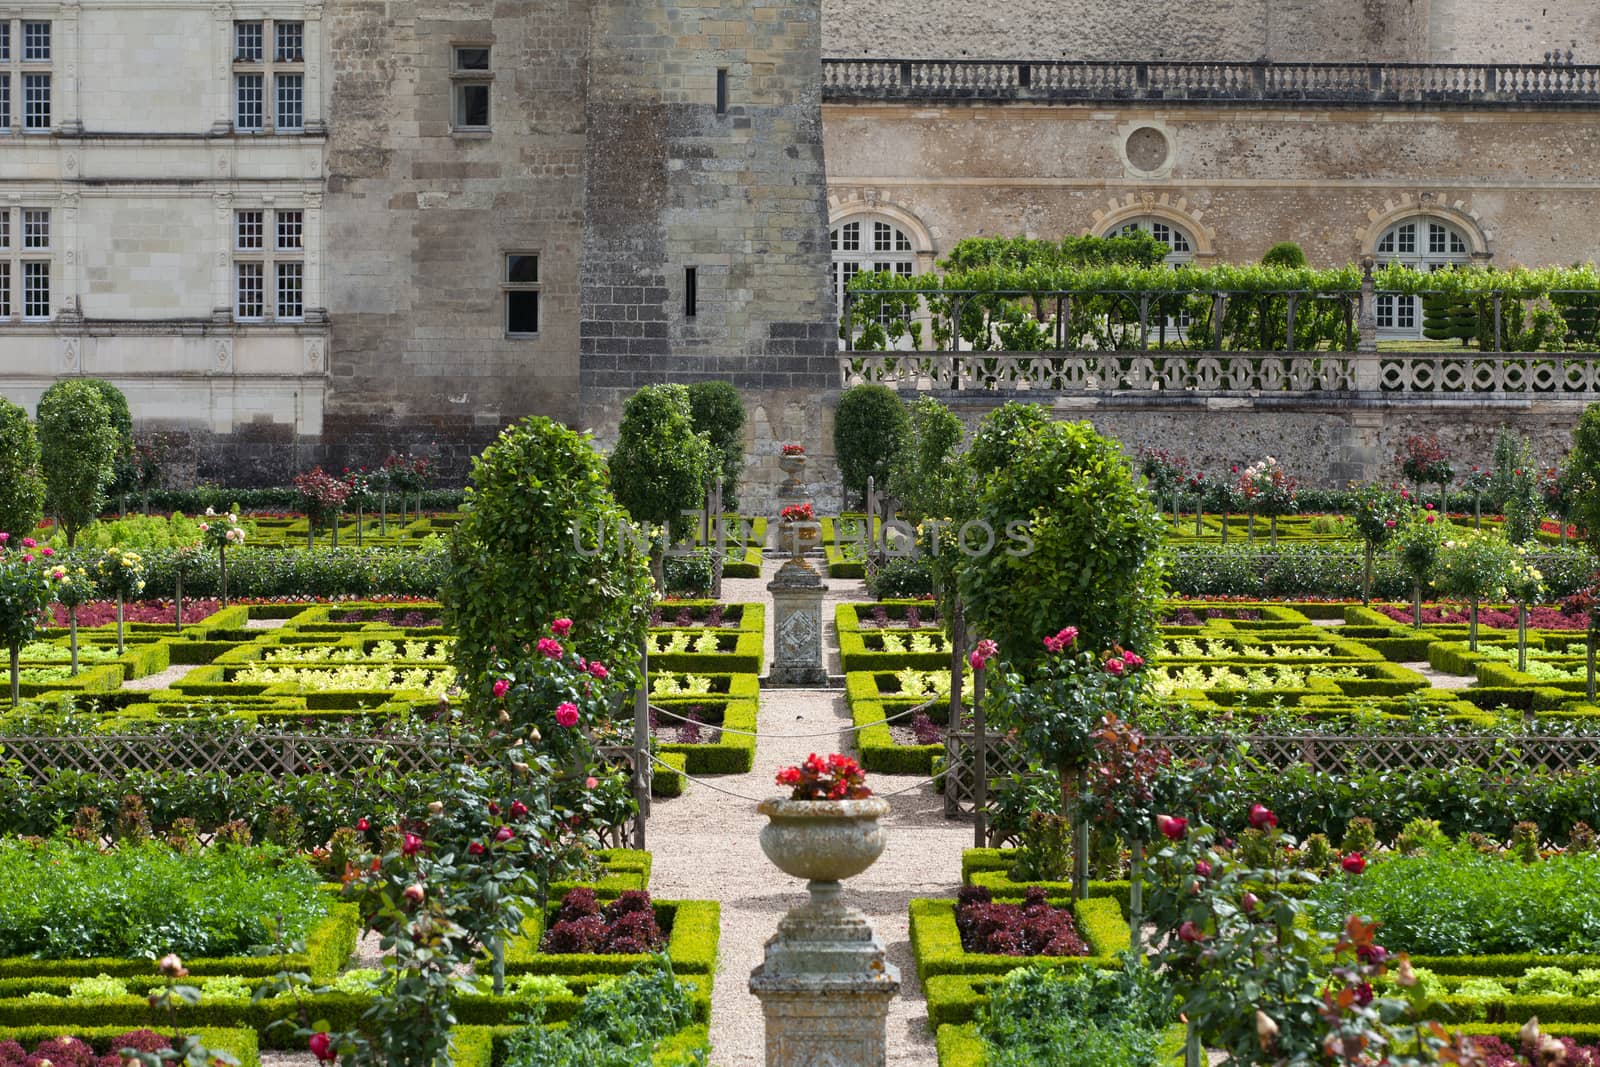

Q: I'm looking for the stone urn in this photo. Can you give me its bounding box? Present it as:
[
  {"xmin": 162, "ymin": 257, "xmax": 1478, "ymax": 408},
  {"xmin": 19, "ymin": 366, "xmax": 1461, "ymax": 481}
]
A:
[
  {"xmin": 758, "ymin": 796, "xmax": 889, "ymax": 884},
  {"xmin": 779, "ymin": 519, "xmax": 819, "ymax": 555},
  {"xmin": 777, "ymin": 450, "xmax": 806, "ymax": 495}
]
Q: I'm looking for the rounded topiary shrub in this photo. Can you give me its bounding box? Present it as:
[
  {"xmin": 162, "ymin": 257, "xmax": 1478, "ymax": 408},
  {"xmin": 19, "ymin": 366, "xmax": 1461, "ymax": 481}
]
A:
[
  {"xmin": 443, "ymin": 417, "xmax": 654, "ymax": 693},
  {"xmin": 0, "ymin": 399, "xmax": 44, "ymax": 542},
  {"xmin": 687, "ymin": 381, "xmax": 746, "ymax": 509},
  {"xmin": 1260, "ymin": 242, "xmax": 1308, "ymax": 268},
  {"xmin": 833, "ymin": 384, "xmax": 910, "ymax": 503},
  {"xmin": 958, "ymin": 407, "xmax": 1166, "ymax": 668},
  {"xmin": 610, "ymin": 384, "xmax": 713, "ymax": 529}
]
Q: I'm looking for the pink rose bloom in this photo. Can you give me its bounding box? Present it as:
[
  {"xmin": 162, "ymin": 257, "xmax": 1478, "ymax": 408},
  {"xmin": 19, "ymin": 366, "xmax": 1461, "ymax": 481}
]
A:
[
  {"xmin": 537, "ymin": 637, "xmax": 563, "ymax": 659},
  {"xmin": 1056, "ymin": 626, "xmax": 1078, "ymax": 647},
  {"xmin": 20, "ymin": 554, "xmax": 32, "ymax": 563},
  {"xmin": 1043, "ymin": 635, "xmax": 1064, "ymax": 653},
  {"xmin": 550, "ymin": 618, "xmax": 573, "ymax": 636},
  {"xmin": 492, "ymin": 679, "xmax": 510, "ymax": 699},
  {"xmin": 495, "ymin": 826, "xmax": 514, "ymax": 842},
  {"xmin": 585, "ymin": 776, "xmax": 599, "ymax": 789},
  {"xmin": 1122, "ymin": 652, "xmax": 1144, "ymax": 670},
  {"xmin": 1248, "ymin": 803, "xmax": 1278, "ymax": 830},
  {"xmin": 20, "ymin": 538, "xmax": 34, "ymax": 548},
  {"xmin": 0, "ymin": 532, "xmax": 8, "ymax": 543},
  {"xmin": 1156, "ymin": 814, "xmax": 1187, "ymax": 840},
  {"xmin": 1104, "ymin": 657, "xmax": 1125, "ymax": 675},
  {"xmin": 40, "ymin": 547, "xmax": 53, "ymax": 557},
  {"xmin": 555, "ymin": 702, "xmax": 579, "ymax": 727},
  {"xmin": 588, "ymin": 662, "xmax": 608, "ymax": 680},
  {"xmin": 968, "ymin": 649, "xmax": 987, "ymax": 672}
]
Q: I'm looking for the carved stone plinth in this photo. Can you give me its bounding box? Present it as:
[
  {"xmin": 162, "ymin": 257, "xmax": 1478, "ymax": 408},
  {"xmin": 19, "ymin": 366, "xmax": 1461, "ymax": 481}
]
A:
[
  {"xmin": 768, "ymin": 556, "xmax": 828, "ymax": 686},
  {"xmin": 750, "ymin": 881, "xmax": 900, "ymax": 1067}
]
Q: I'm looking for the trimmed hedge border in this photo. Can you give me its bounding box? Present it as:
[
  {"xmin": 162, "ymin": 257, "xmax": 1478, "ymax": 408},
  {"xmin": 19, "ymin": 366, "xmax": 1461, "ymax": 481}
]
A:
[
  {"xmin": 0, "ymin": 903, "xmax": 358, "ymax": 981},
  {"xmin": 837, "ymin": 604, "xmax": 950, "ymax": 673},
  {"xmin": 454, "ymin": 1022, "xmax": 711, "ymax": 1067},
  {"xmin": 0, "ymin": 1026, "xmax": 259, "ymax": 1067},
  {"xmin": 506, "ymin": 899, "xmax": 720, "ymax": 976},
  {"xmin": 909, "ymin": 896, "xmax": 1129, "ymax": 979}
]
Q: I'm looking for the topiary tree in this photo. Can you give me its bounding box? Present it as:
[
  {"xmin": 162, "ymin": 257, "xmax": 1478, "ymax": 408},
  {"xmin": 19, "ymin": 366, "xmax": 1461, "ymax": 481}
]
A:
[
  {"xmin": 71, "ymin": 379, "xmax": 135, "ymax": 515},
  {"xmin": 36, "ymin": 380, "xmax": 118, "ymax": 548},
  {"xmin": 1434, "ymin": 528, "xmax": 1519, "ymax": 650},
  {"xmin": 608, "ymin": 384, "xmax": 713, "ymax": 590},
  {"xmin": 1260, "ymin": 242, "xmax": 1307, "ymax": 268},
  {"xmin": 958, "ymin": 414, "xmax": 1167, "ymax": 673},
  {"xmin": 1567, "ymin": 404, "xmax": 1600, "ymax": 561},
  {"xmin": 443, "ymin": 417, "xmax": 654, "ymax": 699},
  {"xmin": 1346, "ymin": 481, "xmax": 1409, "ymax": 605},
  {"xmin": 0, "ymin": 544, "xmax": 60, "ymax": 706},
  {"xmin": 0, "ymin": 399, "xmax": 44, "ymax": 542},
  {"xmin": 833, "ymin": 384, "xmax": 910, "ymax": 505},
  {"xmin": 687, "ymin": 381, "xmax": 746, "ymax": 510}
]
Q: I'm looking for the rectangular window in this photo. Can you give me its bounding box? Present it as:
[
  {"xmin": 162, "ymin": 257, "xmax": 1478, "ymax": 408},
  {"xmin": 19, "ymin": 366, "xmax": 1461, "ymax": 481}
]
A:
[
  {"xmin": 235, "ymin": 74, "xmax": 263, "ymax": 131},
  {"xmin": 22, "ymin": 262, "xmax": 48, "ymax": 319},
  {"xmin": 276, "ymin": 261, "xmax": 303, "ymax": 319},
  {"xmin": 1395, "ymin": 298, "xmax": 1416, "ymax": 330},
  {"xmin": 715, "ymin": 68, "xmax": 727, "ymax": 115},
  {"xmin": 234, "ymin": 21, "xmax": 263, "ymax": 62},
  {"xmin": 275, "ymin": 73, "xmax": 303, "ymax": 132},
  {"xmin": 0, "ymin": 210, "xmax": 9, "ymax": 249},
  {"xmin": 21, "ymin": 209, "xmax": 48, "ymax": 249},
  {"xmin": 0, "ymin": 263, "xmax": 9, "ymax": 318},
  {"xmin": 837, "ymin": 221, "xmax": 860, "ymax": 252},
  {"xmin": 1394, "ymin": 222, "xmax": 1416, "ymax": 255},
  {"xmin": 0, "ymin": 77, "xmax": 9, "ymax": 130},
  {"xmin": 275, "ymin": 21, "xmax": 304, "ymax": 62},
  {"xmin": 452, "ymin": 47, "xmax": 491, "ymax": 130},
  {"xmin": 22, "ymin": 74, "xmax": 49, "ymax": 130},
  {"xmin": 235, "ymin": 210, "xmax": 263, "ymax": 250},
  {"xmin": 235, "ymin": 261, "xmax": 264, "ymax": 319},
  {"xmin": 505, "ymin": 253, "xmax": 539, "ymax": 335},
  {"xmin": 0, "ymin": 23, "xmax": 9, "ymax": 62},
  {"xmin": 276, "ymin": 210, "xmax": 303, "ymax": 250},
  {"xmin": 1376, "ymin": 295, "xmax": 1394, "ymax": 330},
  {"xmin": 22, "ymin": 22, "xmax": 49, "ymax": 62},
  {"xmin": 685, "ymin": 267, "xmax": 697, "ymax": 318}
]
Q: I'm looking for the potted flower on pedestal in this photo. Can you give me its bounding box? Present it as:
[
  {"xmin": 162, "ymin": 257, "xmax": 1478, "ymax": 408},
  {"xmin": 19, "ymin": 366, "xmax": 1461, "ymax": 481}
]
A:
[
  {"xmin": 759, "ymin": 753, "xmax": 888, "ymax": 887},
  {"xmin": 778, "ymin": 501, "xmax": 818, "ymax": 556}
]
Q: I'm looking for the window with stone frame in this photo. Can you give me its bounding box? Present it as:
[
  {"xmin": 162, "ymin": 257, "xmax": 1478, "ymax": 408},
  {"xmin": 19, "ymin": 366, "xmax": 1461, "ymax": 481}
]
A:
[
  {"xmin": 234, "ymin": 207, "xmax": 306, "ymax": 321},
  {"xmin": 830, "ymin": 216, "xmax": 916, "ymax": 324},
  {"xmin": 234, "ymin": 18, "xmax": 307, "ymax": 134},
  {"xmin": 8, "ymin": 19, "xmax": 52, "ymax": 133},
  {"xmin": 1114, "ymin": 216, "xmax": 1197, "ymax": 332},
  {"xmin": 451, "ymin": 45, "xmax": 491, "ymax": 131},
  {"xmin": 504, "ymin": 252, "xmax": 539, "ymax": 336},
  {"xmin": 1374, "ymin": 217, "xmax": 1472, "ymax": 337},
  {"xmin": 0, "ymin": 206, "xmax": 52, "ymax": 321}
]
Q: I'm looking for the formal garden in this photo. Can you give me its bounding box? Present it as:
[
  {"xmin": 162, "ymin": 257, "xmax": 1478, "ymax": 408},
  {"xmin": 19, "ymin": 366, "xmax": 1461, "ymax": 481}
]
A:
[{"xmin": 8, "ymin": 372, "xmax": 1600, "ymax": 1066}]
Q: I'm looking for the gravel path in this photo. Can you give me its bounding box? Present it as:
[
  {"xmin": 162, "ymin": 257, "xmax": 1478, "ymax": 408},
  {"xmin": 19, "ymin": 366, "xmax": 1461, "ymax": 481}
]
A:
[
  {"xmin": 1400, "ymin": 661, "xmax": 1476, "ymax": 690},
  {"xmin": 121, "ymin": 664, "xmax": 199, "ymax": 690},
  {"xmin": 650, "ymin": 556, "xmax": 958, "ymax": 1066}
]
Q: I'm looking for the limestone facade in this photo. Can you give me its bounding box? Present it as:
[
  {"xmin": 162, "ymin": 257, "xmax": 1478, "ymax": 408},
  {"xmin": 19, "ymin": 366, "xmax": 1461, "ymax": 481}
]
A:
[{"xmin": 0, "ymin": 1, "xmax": 329, "ymax": 479}]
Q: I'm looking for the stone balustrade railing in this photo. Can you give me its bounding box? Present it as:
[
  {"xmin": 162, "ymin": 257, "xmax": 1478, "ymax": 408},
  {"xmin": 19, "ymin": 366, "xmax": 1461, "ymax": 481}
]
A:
[
  {"xmin": 821, "ymin": 59, "xmax": 1600, "ymax": 107},
  {"xmin": 840, "ymin": 350, "xmax": 1600, "ymax": 397}
]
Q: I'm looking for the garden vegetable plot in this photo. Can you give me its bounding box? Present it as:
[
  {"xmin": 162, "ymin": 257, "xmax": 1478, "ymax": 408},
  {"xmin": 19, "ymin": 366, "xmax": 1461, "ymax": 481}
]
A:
[{"xmin": 7, "ymin": 600, "xmax": 764, "ymax": 781}]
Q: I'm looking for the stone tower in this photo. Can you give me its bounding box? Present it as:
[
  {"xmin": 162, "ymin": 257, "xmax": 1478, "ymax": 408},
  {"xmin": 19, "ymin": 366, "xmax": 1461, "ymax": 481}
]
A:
[{"xmin": 580, "ymin": 0, "xmax": 841, "ymax": 511}]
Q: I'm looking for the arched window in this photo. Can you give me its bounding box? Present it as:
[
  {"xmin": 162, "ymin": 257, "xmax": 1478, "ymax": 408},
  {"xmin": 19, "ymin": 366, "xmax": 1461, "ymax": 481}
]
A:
[
  {"xmin": 1373, "ymin": 217, "xmax": 1472, "ymax": 337},
  {"xmin": 1112, "ymin": 216, "xmax": 1196, "ymax": 333},
  {"xmin": 1114, "ymin": 216, "xmax": 1195, "ymax": 264},
  {"xmin": 830, "ymin": 216, "xmax": 915, "ymax": 312}
]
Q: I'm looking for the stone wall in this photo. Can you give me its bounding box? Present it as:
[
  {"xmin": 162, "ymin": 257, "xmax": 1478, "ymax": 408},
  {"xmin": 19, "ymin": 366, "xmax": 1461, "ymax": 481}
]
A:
[
  {"xmin": 932, "ymin": 395, "xmax": 1587, "ymax": 489},
  {"xmin": 820, "ymin": 0, "xmax": 1591, "ymax": 64},
  {"xmin": 823, "ymin": 103, "xmax": 1600, "ymax": 268}
]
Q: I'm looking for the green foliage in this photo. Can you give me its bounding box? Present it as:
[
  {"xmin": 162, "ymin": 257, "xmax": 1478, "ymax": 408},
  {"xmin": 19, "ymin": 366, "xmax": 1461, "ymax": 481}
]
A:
[
  {"xmin": 54, "ymin": 513, "xmax": 208, "ymax": 553},
  {"xmin": 832, "ymin": 385, "xmax": 910, "ymax": 500},
  {"xmin": 1434, "ymin": 530, "xmax": 1521, "ymax": 602},
  {"xmin": 1260, "ymin": 242, "xmax": 1307, "ymax": 268},
  {"xmin": 887, "ymin": 396, "xmax": 966, "ymax": 523},
  {"xmin": 1566, "ymin": 403, "xmax": 1600, "ymax": 560},
  {"xmin": 0, "ymin": 400, "xmax": 44, "ymax": 541},
  {"xmin": 609, "ymin": 385, "xmax": 712, "ymax": 527},
  {"xmin": 685, "ymin": 382, "xmax": 745, "ymax": 509},
  {"xmin": 443, "ymin": 417, "xmax": 653, "ymax": 695},
  {"xmin": 1422, "ymin": 292, "xmax": 1477, "ymax": 345},
  {"xmin": 1313, "ymin": 846, "xmax": 1600, "ymax": 956},
  {"xmin": 500, "ymin": 963, "xmax": 706, "ymax": 1067},
  {"xmin": 0, "ymin": 551, "xmax": 58, "ymax": 660},
  {"xmin": 978, "ymin": 960, "xmax": 1175, "ymax": 1067},
  {"xmin": 958, "ymin": 411, "xmax": 1167, "ymax": 666},
  {"xmin": 37, "ymin": 381, "xmax": 119, "ymax": 547},
  {"xmin": 864, "ymin": 554, "xmax": 935, "ymax": 599},
  {"xmin": 1489, "ymin": 428, "xmax": 1535, "ymax": 509},
  {"xmin": 0, "ymin": 838, "xmax": 326, "ymax": 959},
  {"xmin": 76, "ymin": 378, "xmax": 133, "ymax": 447},
  {"xmin": 1347, "ymin": 482, "xmax": 1410, "ymax": 550}
]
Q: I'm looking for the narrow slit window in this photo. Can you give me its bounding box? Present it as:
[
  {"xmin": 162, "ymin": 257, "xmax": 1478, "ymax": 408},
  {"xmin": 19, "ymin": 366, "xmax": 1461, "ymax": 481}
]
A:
[
  {"xmin": 715, "ymin": 69, "xmax": 728, "ymax": 115},
  {"xmin": 685, "ymin": 267, "xmax": 697, "ymax": 318}
]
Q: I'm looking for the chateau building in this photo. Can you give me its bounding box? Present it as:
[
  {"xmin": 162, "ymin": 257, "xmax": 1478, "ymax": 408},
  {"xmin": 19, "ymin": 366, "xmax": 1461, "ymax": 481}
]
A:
[{"xmin": 0, "ymin": 0, "xmax": 1595, "ymax": 496}]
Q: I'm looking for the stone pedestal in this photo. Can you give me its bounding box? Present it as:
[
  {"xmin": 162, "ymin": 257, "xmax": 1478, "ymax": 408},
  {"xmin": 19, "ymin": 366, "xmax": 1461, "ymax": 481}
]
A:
[
  {"xmin": 768, "ymin": 556, "xmax": 828, "ymax": 686},
  {"xmin": 749, "ymin": 882, "xmax": 900, "ymax": 1067}
]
